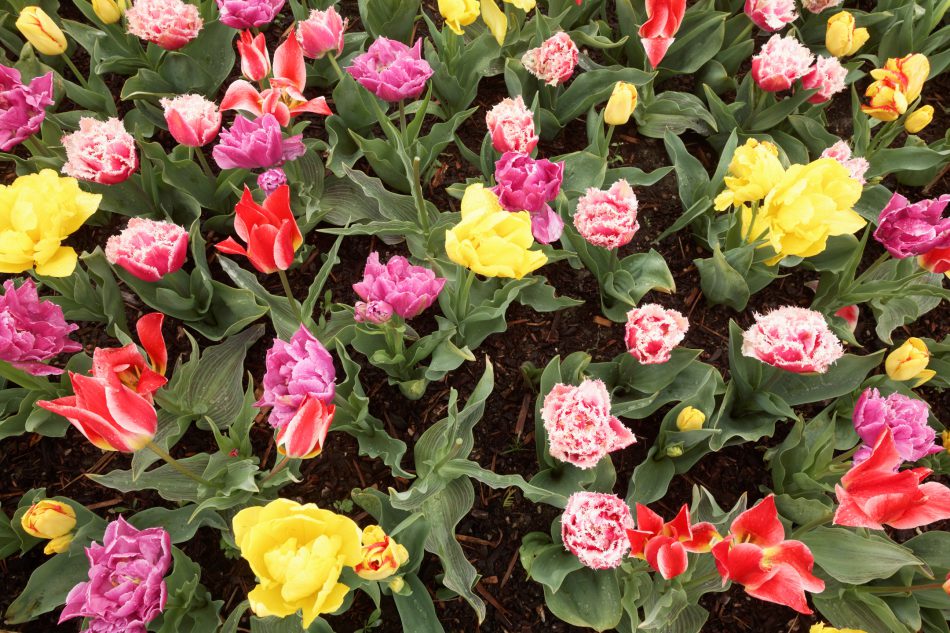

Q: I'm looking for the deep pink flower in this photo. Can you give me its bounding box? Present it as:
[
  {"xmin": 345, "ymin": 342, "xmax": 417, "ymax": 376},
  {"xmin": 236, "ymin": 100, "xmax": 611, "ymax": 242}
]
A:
[
  {"xmin": 820, "ymin": 140, "xmax": 869, "ymax": 184},
  {"xmin": 873, "ymin": 192, "xmax": 950, "ymax": 259},
  {"xmin": 751, "ymin": 34, "xmax": 814, "ymax": 92},
  {"xmin": 61, "ymin": 118, "xmax": 138, "ymax": 185},
  {"xmin": 105, "ymin": 218, "xmax": 189, "ymax": 282},
  {"xmin": 297, "ymin": 6, "xmax": 347, "ymax": 59},
  {"xmin": 354, "ymin": 300, "xmax": 394, "ymax": 324},
  {"xmin": 744, "ymin": 0, "xmax": 797, "ymax": 32},
  {"xmin": 352, "ymin": 252, "xmax": 446, "ymax": 320},
  {"xmin": 212, "ymin": 114, "xmax": 306, "ymax": 171},
  {"xmin": 522, "ymin": 32, "xmax": 578, "ymax": 86},
  {"xmin": 485, "ymin": 96, "xmax": 538, "ymax": 155},
  {"xmin": 256, "ymin": 325, "xmax": 336, "ymax": 430},
  {"xmin": 125, "ymin": 0, "xmax": 203, "ymax": 50},
  {"xmin": 561, "ymin": 492, "xmax": 633, "ymax": 569},
  {"xmin": 494, "ymin": 151, "xmax": 564, "ymax": 244},
  {"xmin": 257, "ymin": 167, "xmax": 287, "ymax": 195},
  {"xmin": 215, "ymin": 0, "xmax": 284, "ymax": 29},
  {"xmin": 160, "ymin": 94, "xmax": 221, "ymax": 147},
  {"xmin": 0, "ymin": 279, "xmax": 80, "ymax": 375},
  {"xmin": 347, "ymin": 38, "xmax": 433, "ymax": 102},
  {"xmin": 542, "ymin": 379, "xmax": 635, "ymax": 469},
  {"xmin": 624, "ymin": 304, "xmax": 689, "ymax": 364},
  {"xmin": 0, "ymin": 64, "xmax": 53, "ymax": 152},
  {"xmin": 802, "ymin": 55, "xmax": 847, "ymax": 103},
  {"xmin": 852, "ymin": 388, "xmax": 939, "ymax": 464},
  {"xmin": 60, "ymin": 517, "xmax": 171, "ymax": 633},
  {"xmin": 741, "ymin": 306, "xmax": 843, "ymax": 373},
  {"xmin": 573, "ymin": 179, "xmax": 640, "ymax": 250}
]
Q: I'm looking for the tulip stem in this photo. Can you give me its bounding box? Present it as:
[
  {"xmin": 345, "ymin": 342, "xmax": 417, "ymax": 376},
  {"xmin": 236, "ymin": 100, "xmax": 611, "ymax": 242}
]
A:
[
  {"xmin": 398, "ymin": 100, "xmax": 408, "ymax": 137},
  {"xmin": 261, "ymin": 454, "xmax": 292, "ymax": 485},
  {"xmin": 831, "ymin": 444, "xmax": 860, "ymax": 464},
  {"xmin": 604, "ymin": 124, "xmax": 615, "ymax": 157},
  {"xmin": 411, "ymin": 156, "xmax": 431, "ymax": 238},
  {"xmin": 195, "ymin": 146, "xmax": 215, "ymax": 182},
  {"xmin": 23, "ymin": 136, "xmax": 51, "ymax": 158},
  {"xmin": 861, "ymin": 582, "xmax": 945, "ymax": 594},
  {"xmin": 60, "ymin": 54, "xmax": 89, "ymax": 89},
  {"xmin": 327, "ymin": 52, "xmax": 345, "ymax": 82},
  {"xmin": 790, "ymin": 512, "xmax": 834, "ymax": 539},
  {"xmin": 144, "ymin": 440, "xmax": 215, "ymax": 488},
  {"xmin": 277, "ymin": 269, "xmax": 303, "ymax": 322}
]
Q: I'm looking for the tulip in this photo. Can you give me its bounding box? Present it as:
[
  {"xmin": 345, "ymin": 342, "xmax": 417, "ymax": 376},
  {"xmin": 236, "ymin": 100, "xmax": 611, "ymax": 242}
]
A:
[
  {"xmin": 354, "ymin": 300, "xmax": 394, "ymax": 324},
  {"xmin": 257, "ymin": 325, "xmax": 336, "ymax": 430},
  {"xmin": 21, "ymin": 500, "xmax": 77, "ymax": 555},
  {"xmin": 561, "ymin": 492, "xmax": 633, "ymax": 569},
  {"xmin": 354, "ymin": 525, "xmax": 410, "ymax": 581},
  {"xmin": 522, "ymin": 32, "xmax": 578, "ymax": 86},
  {"xmin": 297, "ymin": 7, "xmax": 347, "ymax": 59},
  {"xmin": 819, "ymin": 140, "xmax": 869, "ymax": 185},
  {"xmin": 639, "ymin": 0, "xmax": 685, "ymax": 68},
  {"xmin": 160, "ymin": 94, "xmax": 222, "ymax": 148},
  {"xmin": 216, "ymin": 0, "xmax": 285, "ymax": 30},
  {"xmin": 493, "ymin": 151, "xmax": 565, "ymax": 243},
  {"xmin": 751, "ymin": 34, "xmax": 814, "ymax": 92},
  {"xmin": 741, "ymin": 306, "xmax": 844, "ymax": 374},
  {"xmin": 347, "ymin": 38, "xmax": 433, "ymax": 102},
  {"xmin": 920, "ymin": 245, "xmax": 950, "ymax": 275},
  {"xmin": 801, "ymin": 55, "xmax": 847, "ymax": 103},
  {"xmin": 61, "ymin": 117, "xmax": 138, "ymax": 185},
  {"xmin": 16, "ymin": 7, "xmax": 67, "ymax": 55},
  {"xmin": 825, "ymin": 12, "xmax": 868, "ymax": 57},
  {"xmin": 439, "ymin": 0, "xmax": 479, "ymax": 35},
  {"xmin": 834, "ymin": 428, "xmax": 950, "ymax": 530},
  {"xmin": 675, "ymin": 406, "xmax": 705, "ymax": 431},
  {"xmin": 125, "ymin": 0, "xmax": 203, "ymax": 50},
  {"xmin": 885, "ymin": 337, "xmax": 935, "ymax": 386},
  {"xmin": 485, "ymin": 96, "xmax": 538, "ymax": 155},
  {"xmin": 0, "ymin": 279, "xmax": 81, "ymax": 375},
  {"xmin": 216, "ymin": 185, "xmax": 302, "ymax": 274},
  {"xmin": 905, "ymin": 105, "xmax": 934, "ymax": 133},
  {"xmin": 604, "ymin": 81, "xmax": 638, "ymax": 126},
  {"xmin": 851, "ymin": 388, "xmax": 938, "ymax": 464},
  {"xmin": 713, "ymin": 138, "xmax": 786, "ymax": 211},
  {"xmin": 352, "ymin": 252, "xmax": 446, "ymax": 320},
  {"xmin": 0, "ymin": 64, "xmax": 53, "ymax": 153},
  {"xmin": 237, "ymin": 30, "xmax": 270, "ymax": 82},
  {"xmin": 257, "ymin": 167, "xmax": 287, "ymax": 195},
  {"xmin": 212, "ymin": 113, "xmax": 306, "ymax": 171},
  {"xmin": 627, "ymin": 504, "xmax": 719, "ymax": 579},
  {"xmin": 862, "ymin": 54, "xmax": 930, "ymax": 121},
  {"xmin": 105, "ymin": 218, "xmax": 189, "ymax": 282},
  {"xmin": 874, "ymin": 192, "xmax": 950, "ymax": 259},
  {"xmin": 573, "ymin": 179, "xmax": 640, "ymax": 250},
  {"xmin": 92, "ymin": 0, "xmax": 127, "ymax": 24},
  {"xmin": 625, "ymin": 304, "xmax": 688, "ymax": 365},
  {"xmin": 744, "ymin": 0, "xmax": 797, "ymax": 33},
  {"xmin": 275, "ymin": 395, "xmax": 334, "ymax": 458},
  {"xmin": 834, "ymin": 304, "xmax": 860, "ymax": 332}
]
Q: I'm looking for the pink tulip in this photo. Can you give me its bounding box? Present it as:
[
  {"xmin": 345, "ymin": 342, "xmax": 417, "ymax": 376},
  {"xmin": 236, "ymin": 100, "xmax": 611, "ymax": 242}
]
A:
[
  {"xmin": 347, "ymin": 37, "xmax": 433, "ymax": 102},
  {"xmin": 751, "ymin": 34, "xmax": 814, "ymax": 92},
  {"xmin": 561, "ymin": 492, "xmax": 633, "ymax": 569},
  {"xmin": 352, "ymin": 252, "xmax": 446, "ymax": 320},
  {"xmin": 0, "ymin": 279, "xmax": 81, "ymax": 376},
  {"xmin": 573, "ymin": 179, "xmax": 640, "ymax": 250},
  {"xmin": 275, "ymin": 395, "xmax": 334, "ymax": 458},
  {"xmin": 485, "ymin": 96, "xmax": 538, "ymax": 155},
  {"xmin": 820, "ymin": 140, "xmax": 869, "ymax": 185},
  {"xmin": 125, "ymin": 0, "xmax": 203, "ymax": 50},
  {"xmin": 297, "ymin": 6, "xmax": 347, "ymax": 59},
  {"xmin": 639, "ymin": 0, "xmax": 685, "ymax": 68},
  {"xmin": 61, "ymin": 117, "xmax": 138, "ymax": 185},
  {"xmin": 0, "ymin": 64, "xmax": 53, "ymax": 152},
  {"xmin": 237, "ymin": 30, "xmax": 270, "ymax": 82},
  {"xmin": 802, "ymin": 55, "xmax": 847, "ymax": 103},
  {"xmin": 741, "ymin": 306, "xmax": 843, "ymax": 374},
  {"xmin": 625, "ymin": 304, "xmax": 689, "ymax": 364},
  {"xmin": 744, "ymin": 0, "xmax": 797, "ymax": 32},
  {"xmin": 212, "ymin": 114, "xmax": 305, "ymax": 171},
  {"xmin": 160, "ymin": 94, "xmax": 221, "ymax": 147},
  {"xmin": 105, "ymin": 218, "xmax": 189, "ymax": 282},
  {"xmin": 522, "ymin": 32, "xmax": 578, "ymax": 86},
  {"xmin": 216, "ymin": 0, "xmax": 284, "ymax": 30}
]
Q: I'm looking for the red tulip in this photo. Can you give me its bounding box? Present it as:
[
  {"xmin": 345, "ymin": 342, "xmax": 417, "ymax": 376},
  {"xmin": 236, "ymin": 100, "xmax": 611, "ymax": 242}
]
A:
[
  {"xmin": 275, "ymin": 395, "xmax": 335, "ymax": 458},
  {"xmin": 215, "ymin": 185, "xmax": 303, "ymax": 274},
  {"xmin": 834, "ymin": 428, "xmax": 950, "ymax": 530},
  {"xmin": 638, "ymin": 0, "xmax": 686, "ymax": 68},
  {"xmin": 237, "ymin": 30, "xmax": 270, "ymax": 82},
  {"xmin": 920, "ymin": 245, "xmax": 950, "ymax": 274},
  {"xmin": 711, "ymin": 495, "xmax": 824, "ymax": 614},
  {"xmin": 626, "ymin": 504, "xmax": 720, "ymax": 579},
  {"xmin": 37, "ymin": 314, "xmax": 167, "ymax": 453}
]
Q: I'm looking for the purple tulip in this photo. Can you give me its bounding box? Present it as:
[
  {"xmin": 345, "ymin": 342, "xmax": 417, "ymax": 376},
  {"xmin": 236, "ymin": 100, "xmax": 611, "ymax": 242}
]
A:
[
  {"xmin": 353, "ymin": 252, "xmax": 446, "ymax": 321},
  {"xmin": 493, "ymin": 151, "xmax": 565, "ymax": 244},
  {"xmin": 347, "ymin": 37, "xmax": 433, "ymax": 102},
  {"xmin": 256, "ymin": 325, "xmax": 336, "ymax": 429},
  {"xmin": 60, "ymin": 517, "xmax": 171, "ymax": 633},
  {"xmin": 257, "ymin": 167, "xmax": 287, "ymax": 195},
  {"xmin": 0, "ymin": 64, "xmax": 53, "ymax": 152},
  {"xmin": 212, "ymin": 114, "xmax": 306, "ymax": 171},
  {"xmin": 0, "ymin": 279, "xmax": 81, "ymax": 375},
  {"xmin": 215, "ymin": 0, "xmax": 285, "ymax": 29},
  {"xmin": 873, "ymin": 192, "xmax": 950, "ymax": 258},
  {"xmin": 852, "ymin": 388, "xmax": 940, "ymax": 465}
]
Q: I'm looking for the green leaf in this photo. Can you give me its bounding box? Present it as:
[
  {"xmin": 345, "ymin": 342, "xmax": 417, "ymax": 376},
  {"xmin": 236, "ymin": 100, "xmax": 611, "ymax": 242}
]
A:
[
  {"xmin": 694, "ymin": 246, "xmax": 751, "ymax": 310},
  {"xmin": 542, "ymin": 567, "xmax": 623, "ymax": 632},
  {"xmin": 4, "ymin": 549, "xmax": 89, "ymax": 623},
  {"xmin": 801, "ymin": 527, "xmax": 927, "ymax": 585},
  {"xmin": 769, "ymin": 350, "xmax": 886, "ymax": 407},
  {"xmin": 663, "ymin": 131, "xmax": 710, "ymax": 210},
  {"xmin": 392, "ymin": 574, "xmax": 445, "ymax": 633},
  {"xmin": 520, "ymin": 532, "xmax": 584, "ymax": 592}
]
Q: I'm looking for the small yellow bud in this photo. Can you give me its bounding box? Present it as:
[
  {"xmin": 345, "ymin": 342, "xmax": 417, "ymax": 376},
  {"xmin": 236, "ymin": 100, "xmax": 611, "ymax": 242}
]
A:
[
  {"xmin": 885, "ymin": 337, "xmax": 935, "ymax": 387},
  {"xmin": 675, "ymin": 406, "xmax": 706, "ymax": 431},
  {"xmin": 904, "ymin": 105, "xmax": 934, "ymax": 134},
  {"xmin": 16, "ymin": 7, "xmax": 68, "ymax": 55},
  {"xmin": 604, "ymin": 82, "xmax": 638, "ymax": 126}
]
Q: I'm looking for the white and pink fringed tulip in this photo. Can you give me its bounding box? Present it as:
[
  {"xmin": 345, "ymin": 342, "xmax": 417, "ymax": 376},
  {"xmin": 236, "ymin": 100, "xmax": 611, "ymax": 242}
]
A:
[
  {"xmin": 161, "ymin": 94, "xmax": 222, "ymax": 147},
  {"xmin": 105, "ymin": 218, "xmax": 189, "ymax": 282},
  {"xmin": 485, "ymin": 96, "xmax": 538, "ymax": 155},
  {"xmin": 751, "ymin": 34, "xmax": 814, "ymax": 92},
  {"xmin": 61, "ymin": 117, "xmax": 138, "ymax": 185},
  {"xmin": 741, "ymin": 306, "xmax": 844, "ymax": 374},
  {"xmin": 625, "ymin": 304, "xmax": 689, "ymax": 365}
]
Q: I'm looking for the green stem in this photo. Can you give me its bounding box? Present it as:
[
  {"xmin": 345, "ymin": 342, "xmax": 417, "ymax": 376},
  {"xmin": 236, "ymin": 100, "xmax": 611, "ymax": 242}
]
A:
[
  {"xmin": 455, "ymin": 268, "xmax": 477, "ymax": 323},
  {"xmin": 195, "ymin": 146, "xmax": 215, "ymax": 181},
  {"xmin": 23, "ymin": 136, "xmax": 51, "ymax": 158},
  {"xmin": 277, "ymin": 269, "xmax": 303, "ymax": 322},
  {"xmin": 261, "ymin": 454, "xmax": 292, "ymax": 485},
  {"xmin": 743, "ymin": 200, "xmax": 760, "ymax": 243},
  {"xmin": 604, "ymin": 124, "xmax": 615, "ymax": 158},
  {"xmin": 831, "ymin": 444, "xmax": 861, "ymax": 464},
  {"xmin": 398, "ymin": 100, "xmax": 408, "ymax": 138},
  {"xmin": 791, "ymin": 512, "xmax": 835, "ymax": 539},
  {"xmin": 861, "ymin": 582, "xmax": 944, "ymax": 594},
  {"xmin": 145, "ymin": 440, "xmax": 215, "ymax": 488},
  {"xmin": 327, "ymin": 52, "xmax": 345, "ymax": 82},
  {"xmin": 411, "ymin": 156, "xmax": 431, "ymax": 238},
  {"xmin": 60, "ymin": 54, "xmax": 89, "ymax": 89}
]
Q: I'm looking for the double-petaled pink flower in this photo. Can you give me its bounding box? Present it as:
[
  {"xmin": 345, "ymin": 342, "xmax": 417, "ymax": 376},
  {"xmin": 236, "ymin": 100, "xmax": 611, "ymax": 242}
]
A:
[
  {"xmin": 573, "ymin": 179, "xmax": 640, "ymax": 250},
  {"xmin": 522, "ymin": 32, "xmax": 578, "ymax": 86},
  {"xmin": 852, "ymin": 388, "xmax": 939, "ymax": 465},
  {"xmin": 741, "ymin": 306, "xmax": 843, "ymax": 374},
  {"xmin": 257, "ymin": 167, "xmax": 287, "ymax": 195},
  {"xmin": 352, "ymin": 252, "xmax": 446, "ymax": 321},
  {"xmin": 561, "ymin": 492, "xmax": 633, "ymax": 569},
  {"xmin": 0, "ymin": 279, "xmax": 81, "ymax": 376},
  {"xmin": 751, "ymin": 34, "xmax": 814, "ymax": 92},
  {"xmin": 744, "ymin": 0, "xmax": 797, "ymax": 32},
  {"xmin": 221, "ymin": 28, "xmax": 331, "ymax": 127},
  {"xmin": 61, "ymin": 117, "xmax": 138, "ymax": 185},
  {"xmin": 494, "ymin": 151, "xmax": 565, "ymax": 244},
  {"xmin": 0, "ymin": 64, "xmax": 53, "ymax": 152},
  {"xmin": 639, "ymin": 0, "xmax": 685, "ymax": 68},
  {"xmin": 485, "ymin": 96, "xmax": 538, "ymax": 155},
  {"xmin": 125, "ymin": 0, "xmax": 203, "ymax": 50},
  {"xmin": 541, "ymin": 379, "xmax": 635, "ymax": 469},
  {"xmin": 212, "ymin": 114, "xmax": 306, "ymax": 171},
  {"xmin": 874, "ymin": 192, "xmax": 950, "ymax": 259},
  {"xmin": 160, "ymin": 94, "xmax": 221, "ymax": 147},
  {"xmin": 820, "ymin": 140, "xmax": 869, "ymax": 184},
  {"xmin": 802, "ymin": 55, "xmax": 847, "ymax": 103},
  {"xmin": 297, "ymin": 6, "xmax": 347, "ymax": 59},
  {"xmin": 347, "ymin": 37, "xmax": 433, "ymax": 102},
  {"xmin": 802, "ymin": 0, "xmax": 842, "ymax": 12},
  {"xmin": 105, "ymin": 218, "xmax": 189, "ymax": 282},
  {"xmin": 624, "ymin": 304, "xmax": 689, "ymax": 365},
  {"xmin": 215, "ymin": 0, "xmax": 284, "ymax": 29}
]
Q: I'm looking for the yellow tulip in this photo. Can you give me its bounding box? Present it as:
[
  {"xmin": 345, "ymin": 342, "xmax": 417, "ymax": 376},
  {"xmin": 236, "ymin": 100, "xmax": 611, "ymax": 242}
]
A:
[
  {"xmin": 92, "ymin": 0, "xmax": 127, "ymax": 24},
  {"xmin": 941, "ymin": 430, "xmax": 950, "ymax": 453},
  {"xmin": 825, "ymin": 12, "xmax": 868, "ymax": 57},
  {"xmin": 885, "ymin": 337, "xmax": 935, "ymax": 387},
  {"xmin": 0, "ymin": 169, "xmax": 100, "ymax": 277},
  {"xmin": 810, "ymin": 625, "xmax": 868, "ymax": 633},
  {"xmin": 675, "ymin": 406, "xmax": 705, "ymax": 431},
  {"xmin": 480, "ymin": 0, "xmax": 508, "ymax": 45},
  {"xmin": 232, "ymin": 499, "xmax": 363, "ymax": 627},
  {"xmin": 445, "ymin": 184, "xmax": 548, "ymax": 278},
  {"xmin": 604, "ymin": 82, "xmax": 638, "ymax": 126},
  {"xmin": 713, "ymin": 139, "xmax": 786, "ymax": 211},
  {"xmin": 862, "ymin": 54, "xmax": 930, "ymax": 121},
  {"xmin": 905, "ymin": 105, "xmax": 934, "ymax": 133},
  {"xmin": 21, "ymin": 500, "xmax": 76, "ymax": 555},
  {"xmin": 16, "ymin": 7, "xmax": 68, "ymax": 55},
  {"xmin": 438, "ymin": 0, "xmax": 479, "ymax": 35},
  {"xmin": 388, "ymin": 576, "xmax": 406, "ymax": 593},
  {"xmin": 354, "ymin": 525, "xmax": 409, "ymax": 581},
  {"xmin": 503, "ymin": 0, "xmax": 536, "ymax": 11}
]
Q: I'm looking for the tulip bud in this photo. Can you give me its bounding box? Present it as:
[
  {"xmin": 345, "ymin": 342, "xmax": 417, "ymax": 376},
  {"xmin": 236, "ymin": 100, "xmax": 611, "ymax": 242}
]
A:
[
  {"xmin": 354, "ymin": 525, "xmax": 409, "ymax": 581},
  {"xmin": 21, "ymin": 500, "xmax": 77, "ymax": 554},
  {"xmin": 942, "ymin": 430, "xmax": 950, "ymax": 453},
  {"xmin": 675, "ymin": 406, "xmax": 705, "ymax": 431},
  {"xmin": 885, "ymin": 337, "xmax": 936, "ymax": 387},
  {"xmin": 92, "ymin": 0, "xmax": 127, "ymax": 24},
  {"xmin": 666, "ymin": 443, "xmax": 684, "ymax": 458},
  {"xmin": 237, "ymin": 30, "xmax": 270, "ymax": 82},
  {"xmin": 388, "ymin": 576, "xmax": 407, "ymax": 593},
  {"xmin": 16, "ymin": 7, "xmax": 68, "ymax": 55},
  {"xmin": 825, "ymin": 12, "xmax": 868, "ymax": 57},
  {"xmin": 905, "ymin": 105, "xmax": 934, "ymax": 134},
  {"xmin": 604, "ymin": 81, "xmax": 638, "ymax": 126}
]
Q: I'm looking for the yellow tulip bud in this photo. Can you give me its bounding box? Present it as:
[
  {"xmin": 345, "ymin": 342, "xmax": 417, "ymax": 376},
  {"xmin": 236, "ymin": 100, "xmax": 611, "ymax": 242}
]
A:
[
  {"xmin": 825, "ymin": 12, "xmax": 868, "ymax": 57},
  {"xmin": 438, "ymin": 0, "xmax": 479, "ymax": 35},
  {"xmin": 675, "ymin": 406, "xmax": 706, "ymax": 431},
  {"xmin": 388, "ymin": 576, "xmax": 406, "ymax": 593},
  {"xmin": 480, "ymin": 0, "xmax": 508, "ymax": 46},
  {"xmin": 354, "ymin": 525, "xmax": 409, "ymax": 581},
  {"xmin": 904, "ymin": 105, "xmax": 934, "ymax": 134},
  {"xmin": 16, "ymin": 7, "xmax": 68, "ymax": 55},
  {"xmin": 604, "ymin": 82, "xmax": 638, "ymax": 126},
  {"xmin": 941, "ymin": 430, "xmax": 950, "ymax": 453},
  {"xmin": 92, "ymin": 0, "xmax": 127, "ymax": 24},
  {"xmin": 666, "ymin": 444, "xmax": 684, "ymax": 458},
  {"xmin": 21, "ymin": 500, "xmax": 76, "ymax": 554},
  {"xmin": 885, "ymin": 337, "xmax": 935, "ymax": 387},
  {"xmin": 810, "ymin": 624, "xmax": 869, "ymax": 633}
]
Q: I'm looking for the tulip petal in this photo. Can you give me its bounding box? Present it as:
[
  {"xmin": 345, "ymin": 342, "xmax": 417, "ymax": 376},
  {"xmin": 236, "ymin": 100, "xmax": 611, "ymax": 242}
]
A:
[
  {"xmin": 729, "ymin": 495, "xmax": 785, "ymax": 547},
  {"xmin": 220, "ymin": 81, "xmax": 264, "ymax": 117},
  {"xmin": 216, "ymin": 237, "xmax": 249, "ymax": 258},
  {"xmin": 136, "ymin": 312, "xmax": 167, "ymax": 375},
  {"xmin": 273, "ymin": 28, "xmax": 307, "ymax": 92}
]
